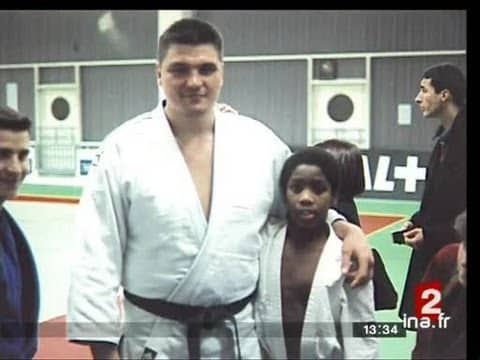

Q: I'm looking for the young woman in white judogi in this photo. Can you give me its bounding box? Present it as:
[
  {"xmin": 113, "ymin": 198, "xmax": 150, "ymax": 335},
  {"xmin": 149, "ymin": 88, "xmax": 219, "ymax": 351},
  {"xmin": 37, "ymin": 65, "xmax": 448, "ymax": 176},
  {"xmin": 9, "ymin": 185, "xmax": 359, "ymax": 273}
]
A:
[{"xmin": 255, "ymin": 147, "xmax": 378, "ymax": 359}]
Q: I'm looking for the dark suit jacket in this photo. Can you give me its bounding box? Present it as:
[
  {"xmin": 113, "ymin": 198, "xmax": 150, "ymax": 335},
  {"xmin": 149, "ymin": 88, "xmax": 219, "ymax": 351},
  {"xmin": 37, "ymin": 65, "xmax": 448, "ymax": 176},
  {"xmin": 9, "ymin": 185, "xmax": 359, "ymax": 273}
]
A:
[
  {"xmin": 0, "ymin": 208, "xmax": 40, "ymax": 359},
  {"xmin": 399, "ymin": 108, "xmax": 466, "ymax": 319}
]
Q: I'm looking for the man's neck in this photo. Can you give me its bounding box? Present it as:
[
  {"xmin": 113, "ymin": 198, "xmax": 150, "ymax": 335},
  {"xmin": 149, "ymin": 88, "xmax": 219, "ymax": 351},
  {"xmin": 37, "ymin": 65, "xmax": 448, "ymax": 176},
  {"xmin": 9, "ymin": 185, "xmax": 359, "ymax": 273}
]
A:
[
  {"xmin": 164, "ymin": 107, "xmax": 215, "ymax": 142},
  {"xmin": 439, "ymin": 104, "xmax": 460, "ymax": 131}
]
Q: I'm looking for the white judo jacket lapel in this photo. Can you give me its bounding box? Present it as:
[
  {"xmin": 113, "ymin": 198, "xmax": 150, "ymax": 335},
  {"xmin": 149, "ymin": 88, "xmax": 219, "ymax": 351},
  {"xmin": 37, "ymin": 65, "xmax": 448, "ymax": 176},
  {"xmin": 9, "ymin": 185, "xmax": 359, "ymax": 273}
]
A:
[
  {"xmin": 257, "ymin": 222, "xmax": 345, "ymax": 359},
  {"xmin": 300, "ymin": 226, "xmax": 345, "ymax": 359},
  {"xmin": 164, "ymin": 107, "xmax": 275, "ymax": 305},
  {"xmin": 164, "ymin": 107, "xmax": 227, "ymax": 303},
  {"xmin": 256, "ymin": 222, "xmax": 288, "ymax": 359},
  {"xmin": 155, "ymin": 105, "xmax": 209, "ymax": 241}
]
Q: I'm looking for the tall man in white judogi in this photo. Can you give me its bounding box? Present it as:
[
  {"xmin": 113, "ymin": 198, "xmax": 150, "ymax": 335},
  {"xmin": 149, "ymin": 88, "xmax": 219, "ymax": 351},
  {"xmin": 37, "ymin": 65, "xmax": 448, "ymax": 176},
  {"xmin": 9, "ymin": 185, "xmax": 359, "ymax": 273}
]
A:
[{"xmin": 67, "ymin": 18, "xmax": 373, "ymax": 359}]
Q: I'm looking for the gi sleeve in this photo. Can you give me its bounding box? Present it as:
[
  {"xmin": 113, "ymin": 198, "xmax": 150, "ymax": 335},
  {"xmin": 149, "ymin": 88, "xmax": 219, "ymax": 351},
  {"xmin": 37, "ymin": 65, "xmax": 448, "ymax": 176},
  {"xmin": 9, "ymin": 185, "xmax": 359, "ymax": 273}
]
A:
[
  {"xmin": 268, "ymin": 145, "xmax": 291, "ymax": 219},
  {"xmin": 341, "ymin": 280, "xmax": 379, "ymax": 359},
  {"xmin": 67, "ymin": 138, "xmax": 128, "ymax": 345},
  {"xmin": 327, "ymin": 208, "xmax": 346, "ymax": 225}
]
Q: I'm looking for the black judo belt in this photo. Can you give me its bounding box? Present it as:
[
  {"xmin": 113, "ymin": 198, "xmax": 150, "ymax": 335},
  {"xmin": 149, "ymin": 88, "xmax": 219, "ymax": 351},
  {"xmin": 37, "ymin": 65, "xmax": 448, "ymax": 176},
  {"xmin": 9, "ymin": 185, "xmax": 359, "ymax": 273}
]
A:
[{"xmin": 123, "ymin": 290, "xmax": 254, "ymax": 360}]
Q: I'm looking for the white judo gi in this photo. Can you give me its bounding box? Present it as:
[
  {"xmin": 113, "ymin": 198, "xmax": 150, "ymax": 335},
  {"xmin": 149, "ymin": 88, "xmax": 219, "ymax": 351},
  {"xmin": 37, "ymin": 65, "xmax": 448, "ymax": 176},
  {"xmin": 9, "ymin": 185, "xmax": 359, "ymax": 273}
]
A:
[
  {"xmin": 255, "ymin": 219, "xmax": 378, "ymax": 359},
  {"xmin": 67, "ymin": 103, "xmax": 292, "ymax": 359}
]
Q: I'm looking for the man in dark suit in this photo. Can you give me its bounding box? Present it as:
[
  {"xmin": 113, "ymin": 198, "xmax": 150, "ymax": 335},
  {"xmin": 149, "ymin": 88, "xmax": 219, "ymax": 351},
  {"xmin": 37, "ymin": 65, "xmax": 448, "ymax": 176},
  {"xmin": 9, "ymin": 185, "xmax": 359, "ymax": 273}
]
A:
[
  {"xmin": 0, "ymin": 107, "xmax": 40, "ymax": 359},
  {"xmin": 398, "ymin": 63, "xmax": 466, "ymax": 322}
]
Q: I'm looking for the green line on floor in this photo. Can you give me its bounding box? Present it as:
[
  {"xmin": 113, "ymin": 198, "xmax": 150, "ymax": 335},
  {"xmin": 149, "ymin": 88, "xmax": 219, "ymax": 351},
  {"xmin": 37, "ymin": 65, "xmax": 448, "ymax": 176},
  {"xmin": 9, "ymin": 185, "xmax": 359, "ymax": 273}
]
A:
[{"xmin": 19, "ymin": 183, "xmax": 83, "ymax": 198}]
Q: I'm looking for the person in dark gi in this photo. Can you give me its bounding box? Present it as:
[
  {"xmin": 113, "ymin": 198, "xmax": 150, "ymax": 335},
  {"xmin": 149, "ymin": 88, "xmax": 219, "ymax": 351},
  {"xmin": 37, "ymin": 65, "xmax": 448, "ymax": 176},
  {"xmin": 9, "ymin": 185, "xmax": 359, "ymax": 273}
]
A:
[{"xmin": 0, "ymin": 106, "xmax": 39, "ymax": 359}]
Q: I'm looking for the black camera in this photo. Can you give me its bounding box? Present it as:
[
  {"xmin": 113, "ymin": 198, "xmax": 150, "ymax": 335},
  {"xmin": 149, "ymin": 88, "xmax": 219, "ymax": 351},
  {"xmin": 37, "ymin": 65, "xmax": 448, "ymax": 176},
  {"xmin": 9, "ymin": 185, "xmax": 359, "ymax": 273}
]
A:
[{"xmin": 392, "ymin": 230, "xmax": 406, "ymax": 244}]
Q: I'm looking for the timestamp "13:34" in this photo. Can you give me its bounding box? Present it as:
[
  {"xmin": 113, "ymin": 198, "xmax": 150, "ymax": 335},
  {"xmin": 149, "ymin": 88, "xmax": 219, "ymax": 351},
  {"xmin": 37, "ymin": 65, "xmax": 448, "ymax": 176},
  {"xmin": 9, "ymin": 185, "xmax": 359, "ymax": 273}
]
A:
[{"xmin": 353, "ymin": 322, "xmax": 406, "ymax": 338}]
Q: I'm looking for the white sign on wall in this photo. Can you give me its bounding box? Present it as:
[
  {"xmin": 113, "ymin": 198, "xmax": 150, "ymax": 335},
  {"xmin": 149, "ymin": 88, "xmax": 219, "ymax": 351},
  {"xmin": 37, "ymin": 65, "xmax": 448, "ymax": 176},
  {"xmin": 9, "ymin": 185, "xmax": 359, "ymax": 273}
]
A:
[{"xmin": 363, "ymin": 154, "xmax": 426, "ymax": 193}]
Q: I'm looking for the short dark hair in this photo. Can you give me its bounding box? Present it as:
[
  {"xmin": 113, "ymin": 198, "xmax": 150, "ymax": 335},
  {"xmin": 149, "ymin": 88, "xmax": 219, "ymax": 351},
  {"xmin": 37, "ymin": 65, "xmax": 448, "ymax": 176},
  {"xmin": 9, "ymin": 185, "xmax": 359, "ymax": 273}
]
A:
[
  {"xmin": 280, "ymin": 147, "xmax": 339, "ymax": 199},
  {"xmin": 314, "ymin": 139, "xmax": 365, "ymax": 200},
  {"xmin": 0, "ymin": 107, "xmax": 32, "ymax": 132},
  {"xmin": 454, "ymin": 210, "xmax": 466, "ymax": 244},
  {"xmin": 423, "ymin": 63, "xmax": 466, "ymax": 108},
  {"xmin": 157, "ymin": 18, "xmax": 223, "ymax": 63}
]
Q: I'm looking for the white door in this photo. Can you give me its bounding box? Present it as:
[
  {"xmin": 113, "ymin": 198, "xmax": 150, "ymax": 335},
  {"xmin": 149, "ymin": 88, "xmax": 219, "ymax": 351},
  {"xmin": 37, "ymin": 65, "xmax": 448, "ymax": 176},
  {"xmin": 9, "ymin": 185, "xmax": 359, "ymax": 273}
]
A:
[
  {"xmin": 37, "ymin": 85, "xmax": 81, "ymax": 175},
  {"xmin": 311, "ymin": 80, "xmax": 369, "ymax": 149}
]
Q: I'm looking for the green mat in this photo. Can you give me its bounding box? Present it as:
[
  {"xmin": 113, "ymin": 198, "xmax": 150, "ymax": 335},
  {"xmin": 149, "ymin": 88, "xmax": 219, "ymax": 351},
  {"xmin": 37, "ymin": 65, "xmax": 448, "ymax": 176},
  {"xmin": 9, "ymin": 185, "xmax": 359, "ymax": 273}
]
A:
[{"xmin": 358, "ymin": 198, "xmax": 418, "ymax": 359}]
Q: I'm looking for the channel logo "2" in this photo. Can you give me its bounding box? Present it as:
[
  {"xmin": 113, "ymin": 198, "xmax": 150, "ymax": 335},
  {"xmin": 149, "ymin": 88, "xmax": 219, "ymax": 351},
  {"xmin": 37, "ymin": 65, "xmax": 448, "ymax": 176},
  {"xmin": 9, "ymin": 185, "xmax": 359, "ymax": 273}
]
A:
[{"xmin": 415, "ymin": 281, "xmax": 442, "ymax": 321}]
